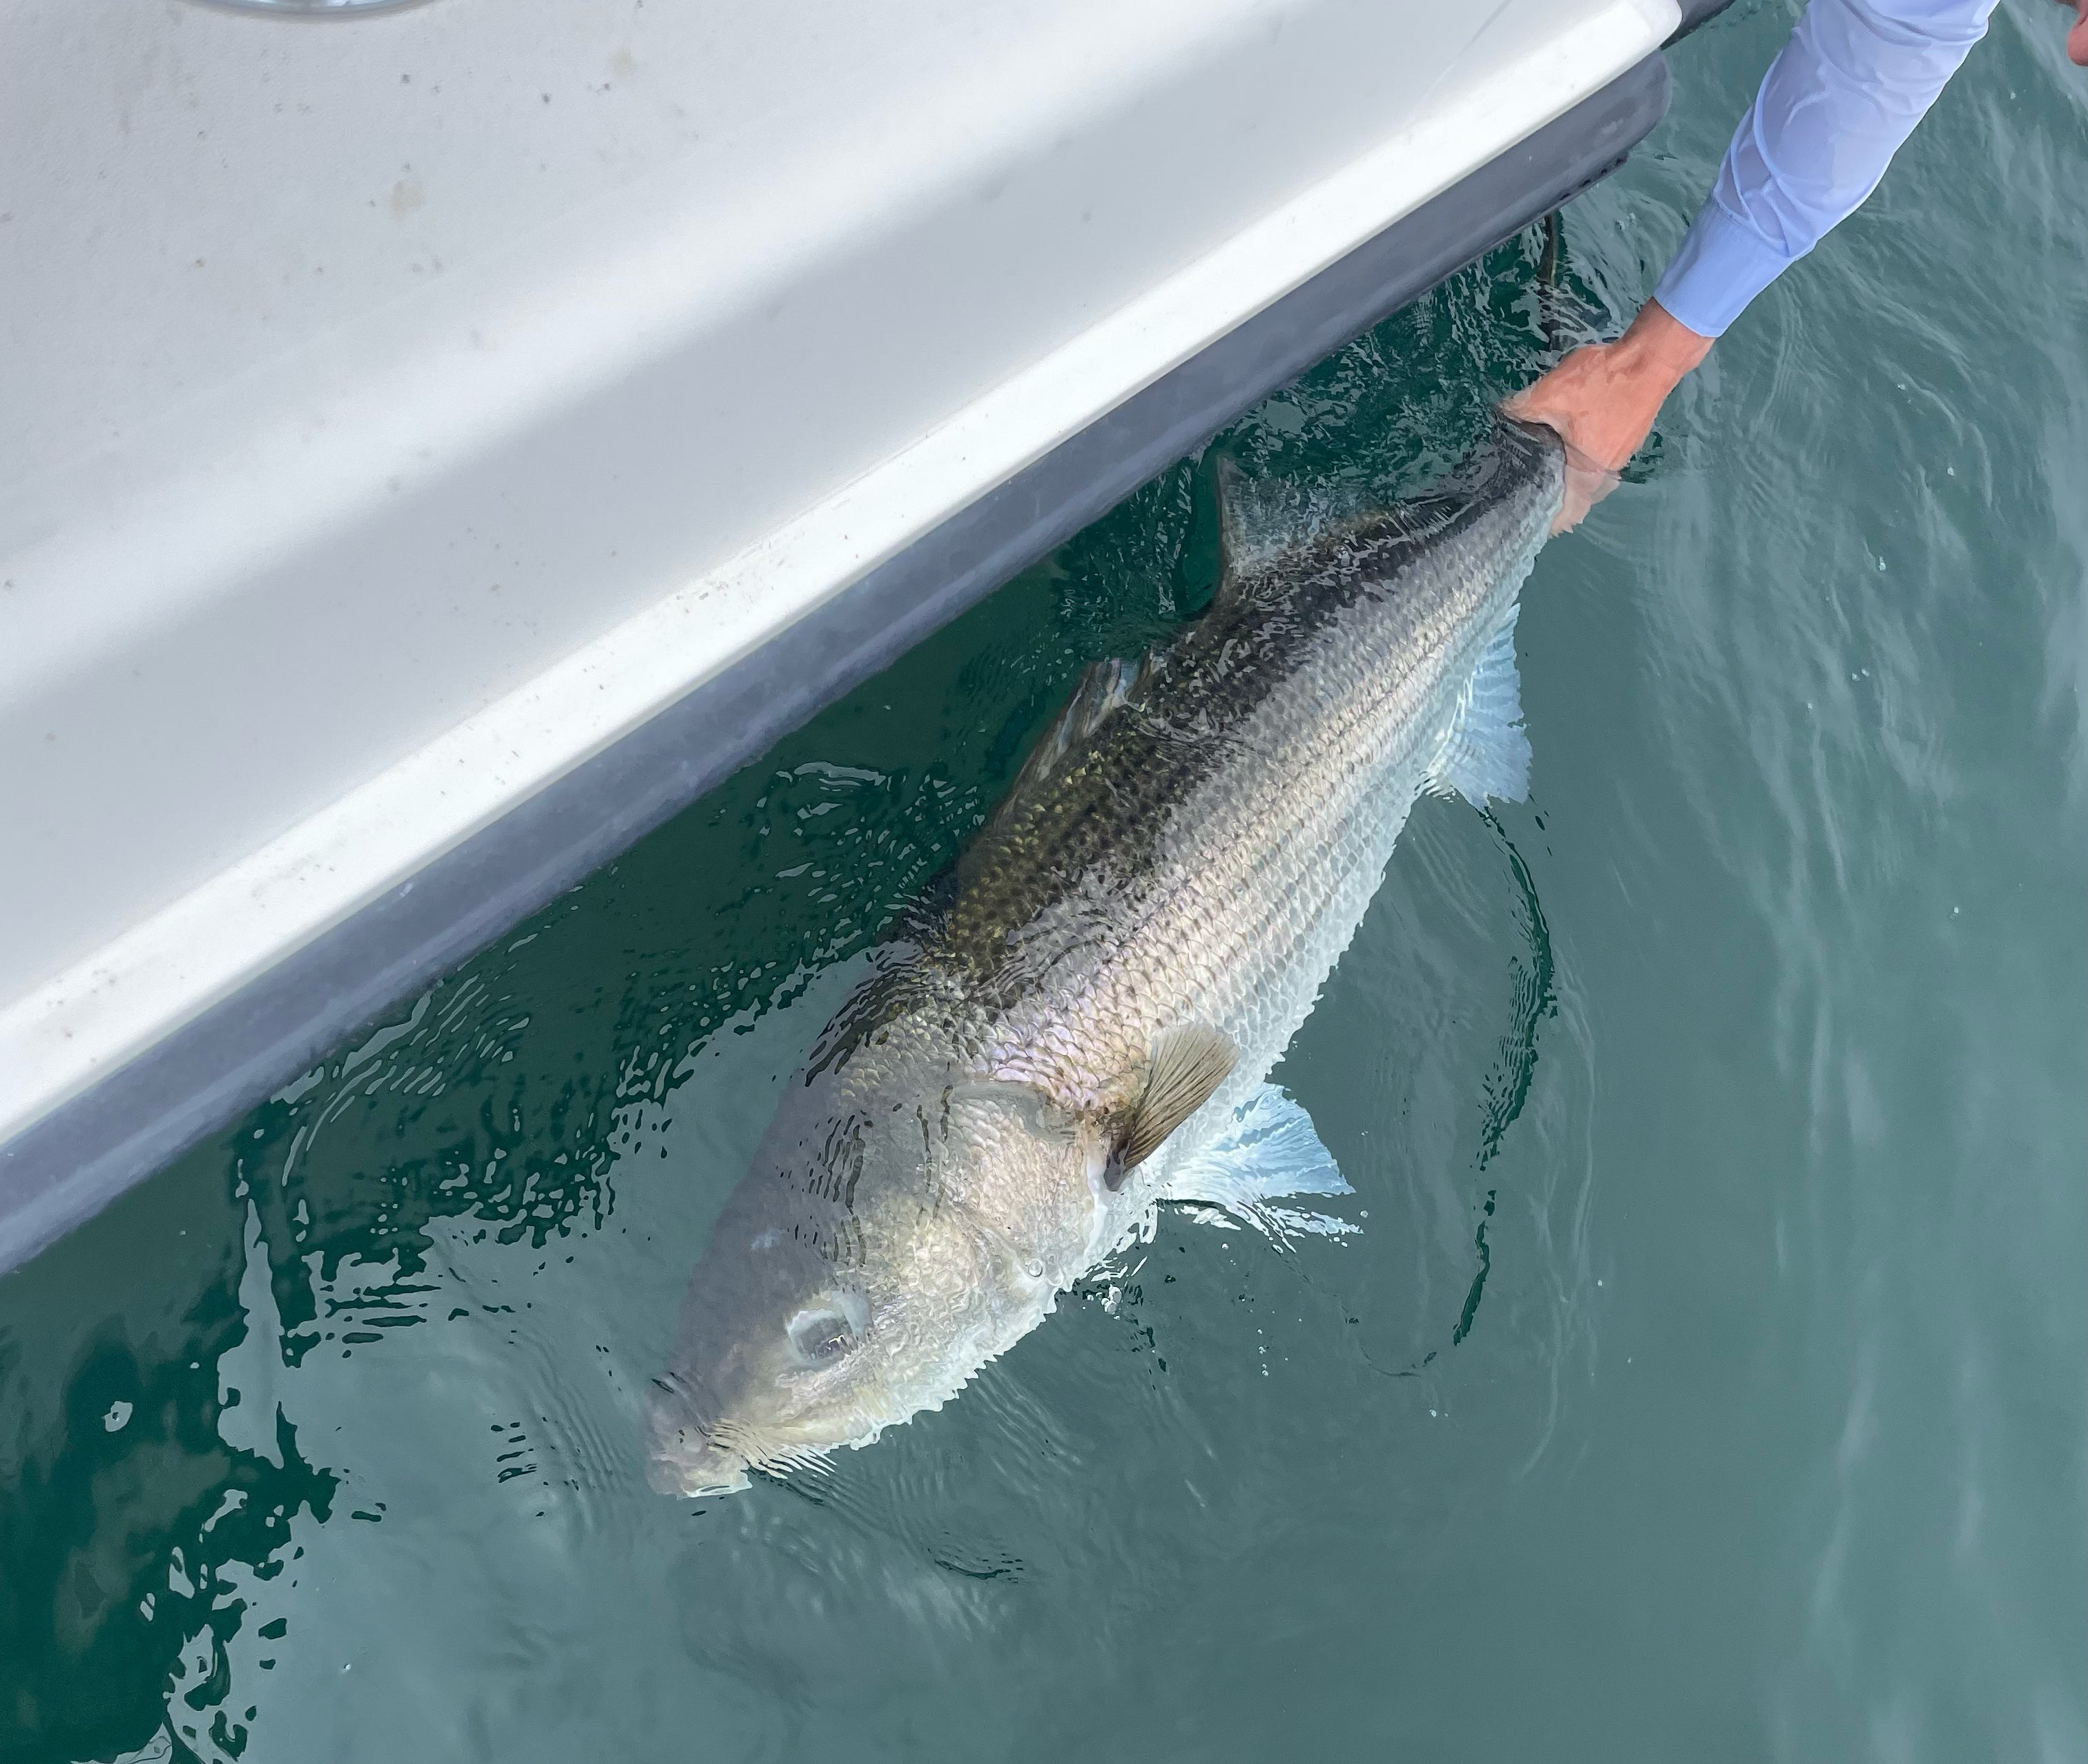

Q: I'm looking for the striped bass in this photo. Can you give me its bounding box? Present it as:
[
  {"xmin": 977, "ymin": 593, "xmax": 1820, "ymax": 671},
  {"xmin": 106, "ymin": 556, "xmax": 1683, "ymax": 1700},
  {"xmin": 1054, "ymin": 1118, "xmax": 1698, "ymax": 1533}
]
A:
[{"xmin": 648, "ymin": 416, "xmax": 1565, "ymax": 1494}]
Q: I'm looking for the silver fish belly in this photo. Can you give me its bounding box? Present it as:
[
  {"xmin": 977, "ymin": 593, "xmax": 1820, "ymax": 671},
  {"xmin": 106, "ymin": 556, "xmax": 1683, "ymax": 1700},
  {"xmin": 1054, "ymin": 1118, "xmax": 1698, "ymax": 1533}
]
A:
[{"xmin": 648, "ymin": 417, "xmax": 1565, "ymax": 1494}]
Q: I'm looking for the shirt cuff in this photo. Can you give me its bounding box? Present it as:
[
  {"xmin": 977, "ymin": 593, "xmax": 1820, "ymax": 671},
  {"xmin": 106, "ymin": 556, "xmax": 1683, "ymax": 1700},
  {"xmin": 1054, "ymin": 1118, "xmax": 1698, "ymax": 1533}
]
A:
[{"xmin": 1651, "ymin": 197, "xmax": 1804, "ymax": 340}]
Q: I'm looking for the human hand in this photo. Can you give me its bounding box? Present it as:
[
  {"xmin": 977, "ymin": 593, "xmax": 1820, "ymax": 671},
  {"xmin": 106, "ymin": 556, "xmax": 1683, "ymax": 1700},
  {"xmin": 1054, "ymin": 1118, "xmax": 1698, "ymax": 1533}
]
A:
[
  {"xmin": 2056, "ymin": 0, "xmax": 2088, "ymax": 66},
  {"xmin": 1502, "ymin": 298, "xmax": 1713, "ymax": 533}
]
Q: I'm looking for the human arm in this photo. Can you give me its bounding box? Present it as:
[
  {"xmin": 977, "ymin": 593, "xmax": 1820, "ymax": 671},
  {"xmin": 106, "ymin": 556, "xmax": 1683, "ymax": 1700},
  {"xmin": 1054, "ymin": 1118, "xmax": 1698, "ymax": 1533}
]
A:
[{"xmin": 1503, "ymin": 0, "xmax": 2080, "ymax": 530}]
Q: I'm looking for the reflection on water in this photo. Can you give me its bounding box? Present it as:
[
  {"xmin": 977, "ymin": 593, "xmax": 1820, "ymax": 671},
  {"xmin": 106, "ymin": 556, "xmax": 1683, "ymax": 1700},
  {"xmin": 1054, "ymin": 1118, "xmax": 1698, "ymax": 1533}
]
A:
[
  {"xmin": 3, "ymin": 4, "xmax": 2084, "ymax": 1758},
  {"xmin": 0, "ymin": 1209, "xmax": 338, "ymax": 1762}
]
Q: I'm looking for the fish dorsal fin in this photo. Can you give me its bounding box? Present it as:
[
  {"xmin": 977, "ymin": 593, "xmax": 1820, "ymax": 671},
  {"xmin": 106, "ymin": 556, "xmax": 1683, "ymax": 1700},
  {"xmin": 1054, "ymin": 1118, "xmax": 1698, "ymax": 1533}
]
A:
[
  {"xmin": 1210, "ymin": 453, "xmax": 1253, "ymax": 617},
  {"xmin": 1114, "ymin": 1025, "xmax": 1238, "ymax": 1179},
  {"xmin": 1427, "ymin": 604, "xmax": 1531, "ymax": 806},
  {"xmin": 1209, "ymin": 456, "xmax": 1451, "ymax": 612},
  {"xmin": 978, "ymin": 655, "xmax": 1150, "ymax": 846}
]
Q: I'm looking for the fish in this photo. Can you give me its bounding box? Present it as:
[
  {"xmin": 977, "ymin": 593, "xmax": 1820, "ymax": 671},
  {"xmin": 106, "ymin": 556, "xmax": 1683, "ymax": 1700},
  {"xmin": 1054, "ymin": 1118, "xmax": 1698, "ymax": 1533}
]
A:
[{"xmin": 647, "ymin": 414, "xmax": 1565, "ymax": 1495}]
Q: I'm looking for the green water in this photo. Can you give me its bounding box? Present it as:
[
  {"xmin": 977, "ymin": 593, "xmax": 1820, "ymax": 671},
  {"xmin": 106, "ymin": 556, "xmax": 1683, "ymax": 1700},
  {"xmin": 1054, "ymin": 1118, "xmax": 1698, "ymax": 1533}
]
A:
[{"xmin": 5, "ymin": 5, "xmax": 2084, "ymax": 1758}]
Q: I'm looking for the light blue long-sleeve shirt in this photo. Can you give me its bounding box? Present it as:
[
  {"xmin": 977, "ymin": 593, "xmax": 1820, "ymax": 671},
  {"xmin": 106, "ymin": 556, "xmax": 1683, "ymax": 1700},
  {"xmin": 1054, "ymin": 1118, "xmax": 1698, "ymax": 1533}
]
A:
[{"xmin": 1652, "ymin": 0, "xmax": 2000, "ymax": 338}]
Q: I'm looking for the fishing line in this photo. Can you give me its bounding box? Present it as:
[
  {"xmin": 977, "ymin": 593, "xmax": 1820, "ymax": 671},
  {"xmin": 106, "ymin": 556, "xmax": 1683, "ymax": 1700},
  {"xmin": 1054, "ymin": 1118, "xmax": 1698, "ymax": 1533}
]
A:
[{"xmin": 1537, "ymin": 210, "xmax": 1567, "ymax": 363}]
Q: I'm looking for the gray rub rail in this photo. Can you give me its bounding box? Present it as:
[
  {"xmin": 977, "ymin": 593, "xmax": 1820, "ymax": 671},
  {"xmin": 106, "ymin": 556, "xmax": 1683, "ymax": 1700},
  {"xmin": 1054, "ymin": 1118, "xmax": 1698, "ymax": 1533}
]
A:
[{"xmin": 0, "ymin": 49, "xmax": 1673, "ymax": 1275}]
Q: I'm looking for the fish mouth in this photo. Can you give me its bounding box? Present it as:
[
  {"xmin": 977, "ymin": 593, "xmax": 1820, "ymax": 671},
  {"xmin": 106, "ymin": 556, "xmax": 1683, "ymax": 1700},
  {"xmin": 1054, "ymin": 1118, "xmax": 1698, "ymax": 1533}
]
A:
[
  {"xmin": 644, "ymin": 1380, "xmax": 751, "ymax": 1498},
  {"xmin": 646, "ymin": 1441, "xmax": 751, "ymax": 1498}
]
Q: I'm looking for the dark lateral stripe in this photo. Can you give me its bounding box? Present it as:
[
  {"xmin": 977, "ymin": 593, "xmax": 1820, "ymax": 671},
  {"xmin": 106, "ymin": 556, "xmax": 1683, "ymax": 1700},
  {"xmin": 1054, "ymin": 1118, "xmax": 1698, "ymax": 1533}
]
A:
[{"xmin": 942, "ymin": 422, "xmax": 1554, "ymax": 981}]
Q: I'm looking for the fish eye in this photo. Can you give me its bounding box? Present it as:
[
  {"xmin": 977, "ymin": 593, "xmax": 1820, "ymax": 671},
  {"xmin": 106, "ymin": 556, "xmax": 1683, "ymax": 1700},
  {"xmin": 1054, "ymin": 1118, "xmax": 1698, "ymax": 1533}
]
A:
[
  {"xmin": 785, "ymin": 1290, "xmax": 869, "ymax": 1368},
  {"xmin": 787, "ymin": 1310, "xmax": 853, "ymax": 1363}
]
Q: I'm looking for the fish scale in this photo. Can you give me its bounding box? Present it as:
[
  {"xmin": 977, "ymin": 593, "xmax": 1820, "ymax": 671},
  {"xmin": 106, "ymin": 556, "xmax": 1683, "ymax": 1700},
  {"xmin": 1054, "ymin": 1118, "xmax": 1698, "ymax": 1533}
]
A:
[
  {"xmin": 989, "ymin": 433, "xmax": 1558, "ymax": 1164},
  {"xmin": 648, "ymin": 418, "xmax": 1563, "ymax": 1493}
]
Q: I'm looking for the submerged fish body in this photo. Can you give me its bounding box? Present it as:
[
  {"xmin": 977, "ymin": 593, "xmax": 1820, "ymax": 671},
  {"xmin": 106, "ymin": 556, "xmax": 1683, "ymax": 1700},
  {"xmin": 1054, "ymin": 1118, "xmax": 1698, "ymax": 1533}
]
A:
[{"xmin": 648, "ymin": 418, "xmax": 1565, "ymax": 1494}]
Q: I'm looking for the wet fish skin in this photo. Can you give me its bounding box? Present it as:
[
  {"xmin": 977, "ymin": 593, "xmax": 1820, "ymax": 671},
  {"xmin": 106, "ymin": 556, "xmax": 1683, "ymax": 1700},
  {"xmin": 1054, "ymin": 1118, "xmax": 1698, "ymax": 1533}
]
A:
[{"xmin": 648, "ymin": 417, "xmax": 1565, "ymax": 1495}]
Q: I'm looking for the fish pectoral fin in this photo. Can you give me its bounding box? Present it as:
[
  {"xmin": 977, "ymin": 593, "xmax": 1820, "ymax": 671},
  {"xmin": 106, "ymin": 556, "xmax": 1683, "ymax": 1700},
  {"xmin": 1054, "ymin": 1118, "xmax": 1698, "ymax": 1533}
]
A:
[
  {"xmin": 1427, "ymin": 603, "xmax": 1532, "ymax": 807},
  {"xmin": 1115, "ymin": 1025, "xmax": 1239, "ymax": 1176}
]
